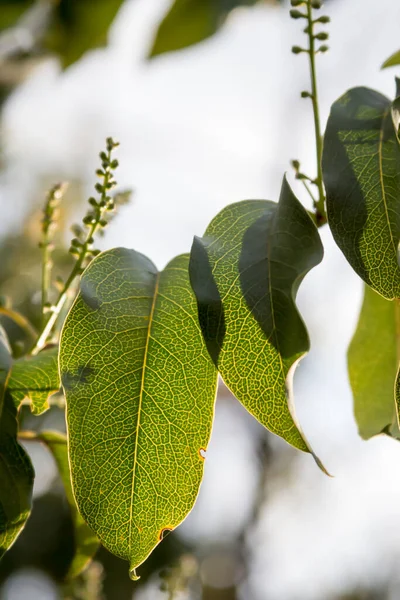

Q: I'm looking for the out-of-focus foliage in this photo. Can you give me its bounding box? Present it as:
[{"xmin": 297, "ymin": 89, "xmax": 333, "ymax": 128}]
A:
[
  {"xmin": 348, "ymin": 284, "xmax": 400, "ymax": 440},
  {"xmin": 0, "ymin": 0, "xmax": 125, "ymax": 68},
  {"xmin": 150, "ymin": 0, "xmax": 282, "ymax": 57}
]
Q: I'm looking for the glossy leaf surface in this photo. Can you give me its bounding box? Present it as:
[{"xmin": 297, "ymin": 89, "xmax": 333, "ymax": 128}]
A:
[
  {"xmin": 35, "ymin": 431, "xmax": 99, "ymax": 579},
  {"xmin": 150, "ymin": 0, "xmax": 258, "ymax": 57},
  {"xmin": 8, "ymin": 347, "xmax": 59, "ymax": 414},
  {"xmin": 189, "ymin": 177, "xmax": 324, "ymax": 462},
  {"xmin": 60, "ymin": 249, "xmax": 218, "ymax": 578},
  {"xmin": 323, "ymin": 87, "xmax": 400, "ymax": 299},
  {"xmin": 348, "ymin": 284, "xmax": 400, "ymax": 439}
]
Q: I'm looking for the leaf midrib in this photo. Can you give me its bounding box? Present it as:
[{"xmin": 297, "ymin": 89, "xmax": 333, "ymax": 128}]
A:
[
  {"xmin": 129, "ymin": 272, "xmax": 160, "ymax": 558},
  {"xmin": 378, "ymin": 107, "xmax": 397, "ymax": 262}
]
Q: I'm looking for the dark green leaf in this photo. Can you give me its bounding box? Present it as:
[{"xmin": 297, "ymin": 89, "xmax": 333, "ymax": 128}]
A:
[
  {"xmin": 0, "ymin": 393, "xmax": 34, "ymax": 559},
  {"xmin": 8, "ymin": 346, "xmax": 60, "ymax": 415},
  {"xmin": 150, "ymin": 0, "xmax": 258, "ymax": 57},
  {"xmin": 189, "ymin": 176, "xmax": 326, "ymax": 468},
  {"xmin": 323, "ymin": 87, "xmax": 400, "ymax": 299},
  {"xmin": 59, "ymin": 249, "xmax": 218, "ymax": 578},
  {"xmin": 382, "ymin": 50, "xmax": 400, "ymax": 69},
  {"xmin": 348, "ymin": 284, "xmax": 400, "ymax": 439},
  {"xmin": 45, "ymin": 0, "xmax": 124, "ymax": 68},
  {"xmin": 35, "ymin": 430, "xmax": 99, "ymax": 579}
]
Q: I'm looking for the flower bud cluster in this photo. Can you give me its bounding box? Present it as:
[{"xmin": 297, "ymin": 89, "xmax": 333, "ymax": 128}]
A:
[
  {"xmin": 290, "ymin": 0, "xmax": 330, "ymax": 56},
  {"xmin": 69, "ymin": 138, "xmax": 120, "ymax": 262}
]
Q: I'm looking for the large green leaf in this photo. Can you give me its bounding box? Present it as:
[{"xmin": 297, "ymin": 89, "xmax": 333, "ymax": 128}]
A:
[
  {"xmin": 34, "ymin": 431, "xmax": 99, "ymax": 579},
  {"xmin": 382, "ymin": 50, "xmax": 400, "ymax": 69},
  {"xmin": 322, "ymin": 87, "xmax": 400, "ymax": 299},
  {"xmin": 59, "ymin": 249, "xmax": 218, "ymax": 579},
  {"xmin": 0, "ymin": 393, "xmax": 34, "ymax": 559},
  {"xmin": 348, "ymin": 284, "xmax": 400, "ymax": 439},
  {"xmin": 8, "ymin": 347, "xmax": 60, "ymax": 415},
  {"xmin": 189, "ymin": 176, "xmax": 325, "ymax": 466},
  {"xmin": 149, "ymin": 0, "xmax": 259, "ymax": 57}
]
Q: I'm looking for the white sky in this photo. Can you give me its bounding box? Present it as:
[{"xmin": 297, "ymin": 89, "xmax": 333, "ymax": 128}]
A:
[{"xmin": 2, "ymin": 0, "xmax": 400, "ymax": 598}]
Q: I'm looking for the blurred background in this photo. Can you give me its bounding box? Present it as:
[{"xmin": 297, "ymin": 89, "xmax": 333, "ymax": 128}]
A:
[{"xmin": 1, "ymin": 0, "xmax": 400, "ymax": 598}]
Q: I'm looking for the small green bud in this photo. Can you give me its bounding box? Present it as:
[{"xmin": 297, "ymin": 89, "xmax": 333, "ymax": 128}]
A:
[
  {"xmin": 99, "ymin": 199, "xmax": 107, "ymax": 208},
  {"xmin": 96, "ymin": 169, "xmax": 105, "ymax": 177},
  {"xmin": 311, "ymin": 0, "xmax": 322, "ymax": 8},
  {"xmin": 99, "ymin": 151, "xmax": 108, "ymax": 162},
  {"xmin": 319, "ymin": 44, "xmax": 329, "ymax": 52},
  {"xmin": 110, "ymin": 159, "xmax": 119, "ymax": 169},
  {"xmin": 301, "ymin": 90, "xmax": 312, "ymax": 98},
  {"xmin": 290, "ymin": 9, "xmax": 305, "ymax": 19},
  {"xmin": 315, "ymin": 15, "xmax": 330, "ymax": 23},
  {"xmin": 83, "ymin": 215, "xmax": 94, "ymax": 225},
  {"xmin": 99, "ymin": 219, "xmax": 108, "ymax": 227},
  {"xmin": 292, "ymin": 46, "xmax": 304, "ymax": 54},
  {"xmin": 290, "ymin": 0, "xmax": 303, "ymax": 5},
  {"xmin": 71, "ymin": 224, "xmax": 84, "ymax": 238},
  {"xmin": 315, "ymin": 31, "xmax": 328, "ymax": 40},
  {"xmin": 69, "ymin": 246, "xmax": 80, "ymax": 256},
  {"xmin": 95, "ymin": 182, "xmax": 103, "ymax": 194},
  {"xmin": 91, "ymin": 249, "xmax": 101, "ymax": 257},
  {"xmin": 107, "ymin": 201, "xmax": 115, "ymax": 211},
  {"xmin": 291, "ymin": 159, "xmax": 300, "ymax": 170},
  {"xmin": 89, "ymin": 197, "xmax": 98, "ymax": 207},
  {"xmin": 71, "ymin": 238, "xmax": 81, "ymax": 247},
  {"xmin": 87, "ymin": 237, "xmax": 94, "ymax": 244}
]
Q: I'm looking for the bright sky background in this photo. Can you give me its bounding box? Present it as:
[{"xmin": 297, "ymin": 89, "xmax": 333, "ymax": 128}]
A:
[{"xmin": 2, "ymin": 0, "xmax": 400, "ymax": 598}]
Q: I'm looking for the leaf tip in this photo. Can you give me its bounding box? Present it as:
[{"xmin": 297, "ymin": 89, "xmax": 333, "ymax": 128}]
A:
[{"xmin": 129, "ymin": 567, "xmax": 140, "ymax": 581}]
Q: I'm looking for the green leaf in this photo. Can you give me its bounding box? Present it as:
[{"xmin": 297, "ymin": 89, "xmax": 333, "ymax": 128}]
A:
[
  {"xmin": 322, "ymin": 87, "xmax": 400, "ymax": 299},
  {"xmin": 34, "ymin": 430, "xmax": 99, "ymax": 579},
  {"xmin": 8, "ymin": 347, "xmax": 60, "ymax": 415},
  {"xmin": 348, "ymin": 284, "xmax": 400, "ymax": 440},
  {"xmin": 59, "ymin": 249, "xmax": 218, "ymax": 579},
  {"xmin": 382, "ymin": 50, "xmax": 400, "ymax": 69},
  {"xmin": 0, "ymin": 393, "xmax": 34, "ymax": 559},
  {"xmin": 149, "ymin": 0, "xmax": 258, "ymax": 57},
  {"xmin": 189, "ymin": 176, "xmax": 325, "ymax": 466},
  {"xmin": 45, "ymin": 0, "xmax": 124, "ymax": 68}
]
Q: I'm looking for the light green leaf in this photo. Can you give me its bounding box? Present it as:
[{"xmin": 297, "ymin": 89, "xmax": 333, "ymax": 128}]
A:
[
  {"xmin": 149, "ymin": 0, "xmax": 258, "ymax": 57},
  {"xmin": 34, "ymin": 430, "xmax": 99, "ymax": 579},
  {"xmin": 348, "ymin": 284, "xmax": 400, "ymax": 439},
  {"xmin": 382, "ymin": 50, "xmax": 400, "ymax": 69},
  {"xmin": 59, "ymin": 250, "xmax": 218, "ymax": 579},
  {"xmin": 0, "ymin": 393, "xmax": 34, "ymax": 559},
  {"xmin": 8, "ymin": 347, "xmax": 60, "ymax": 415},
  {"xmin": 189, "ymin": 176, "xmax": 325, "ymax": 467},
  {"xmin": 322, "ymin": 87, "xmax": 400, "ymax": 299}
]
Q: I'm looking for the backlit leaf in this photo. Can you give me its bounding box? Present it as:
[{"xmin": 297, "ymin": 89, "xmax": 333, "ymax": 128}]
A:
[
  {"xmin": 189, "ymin": 176, "xmax": 325, "ymax": 467},
  {"xmin": 8, "ymin": 346, "xmax": 60, "ymax": 414},
  {"xmin": 348, "ymin": 284, "xmax": 400, "ymax": 440},
  {"xmin": 59, "ymin": 249, "xmax": 218, "ymax": 578},
  {"xmin": 322, "ymin": 87, "xmax": 400, "ymax": 299},
  {"xmin": 34, "ymin": 430, "xmax": 99, "ymax": 579}
]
